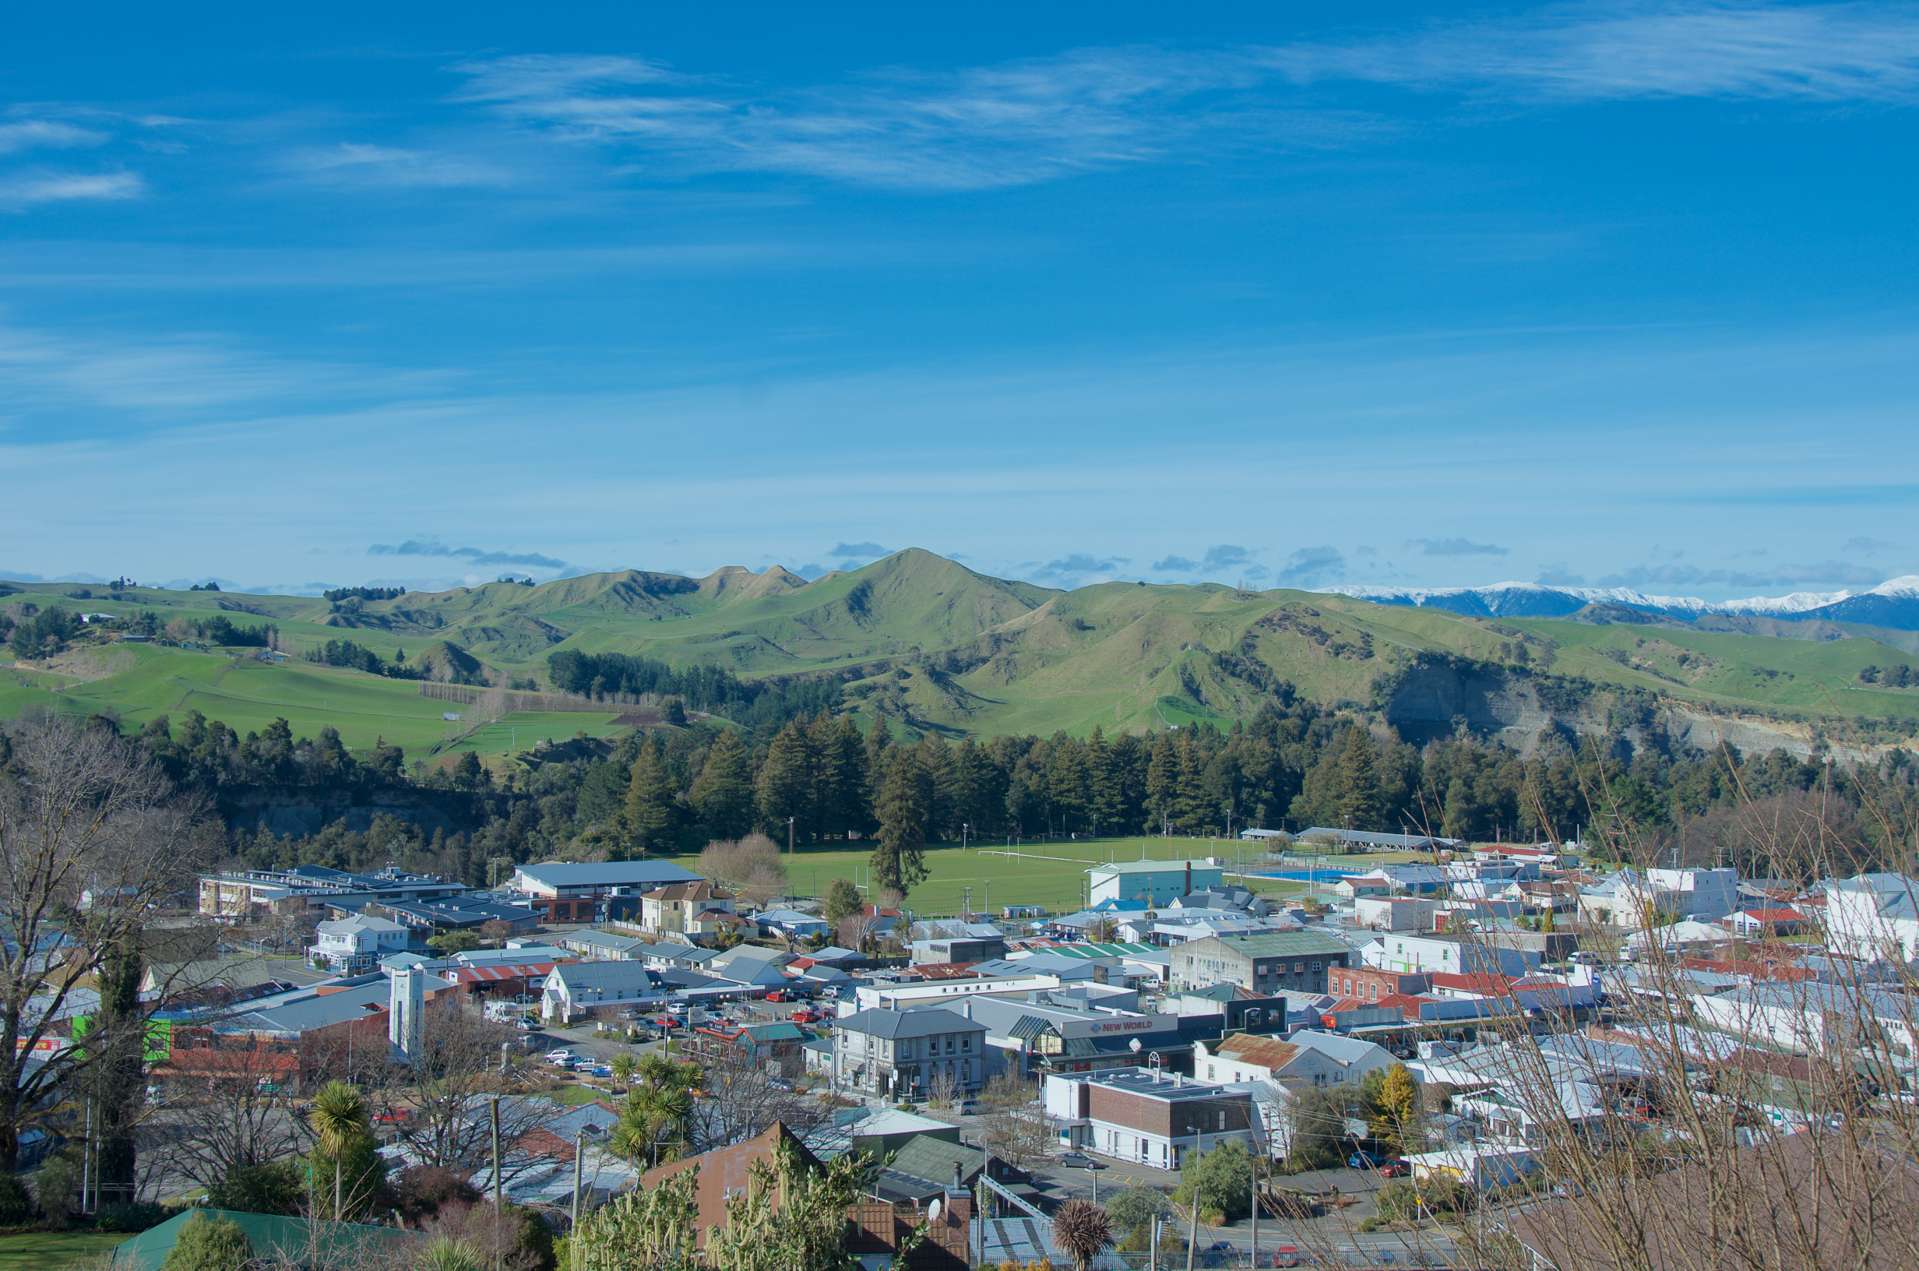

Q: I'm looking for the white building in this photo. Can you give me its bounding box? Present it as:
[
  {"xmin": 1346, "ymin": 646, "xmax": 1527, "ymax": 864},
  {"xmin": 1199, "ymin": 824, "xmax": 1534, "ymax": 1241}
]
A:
[
  {"xmin": 1824, "ymin": 873, "xmax": 1919, "ymax": 963},
  {"xmin": 1087, "ymin": 860, "xmax": 1225, "ymax": 908},
  {"xmin": 307, "ymin": 913, "xmax": 411, "ymax": 973},
  {"xmin": 1365, "ymin": 932, "xmax": 1539, "ymax": 978},
  {"xmin": 1580, "ymin": 867, "xmax": 1739, "ymax": 929},
  {"xmin": 1195, "ymin": 1030, "xmax": 1397, "ymax": 1090},
  {"xmin": 1045, "ymin": 1069, "xmax": 1260, "ymax": 1169},
  {"xmin": 1354, "ymin": 896, "xmax": 1438, "ymax": 932}
]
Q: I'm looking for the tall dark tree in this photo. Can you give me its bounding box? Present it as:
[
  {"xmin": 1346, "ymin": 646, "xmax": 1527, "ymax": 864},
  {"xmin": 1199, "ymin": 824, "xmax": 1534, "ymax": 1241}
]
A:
[
  {"xmin": 872, "ymin": 752, "xmax": 931, "ymax": 897},
  {"xmin": 688, "ymin": 730, "xmax": 755, "ymax": 840},
  {"xmin": 90, "ymin": 937, "xmax": 145, "ymax": 1204},
  {"xmin": 623, "ymin": 739, "xmax": 680, "ymax": 856},
  {"xmin": 1144, "ymin": 733, "xmax": 1178, "ymax": 833},
  {"xmin": 813, "ymin": 716, "xmax": 868, "ymax": 841},
  {"xmin": 756, "ymin": 720, "xmax": 818, "ymax": 842}
]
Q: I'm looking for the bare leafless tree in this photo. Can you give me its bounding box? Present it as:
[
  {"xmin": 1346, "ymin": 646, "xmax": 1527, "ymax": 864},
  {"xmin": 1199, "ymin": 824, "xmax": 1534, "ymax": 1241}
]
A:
[
  {"xmin": 698, "ymin": 834, "xmax": 788, "ymax": 907},
  {"xmin": 0, "ymin": 715, "xmax": 210, "ymax": 1171},
  {"xmin": 372, "ymin": 1006, "xmax": 550, "ymax": 1182},
  {"xmin": 161, "ymin": 1041, "xmax": 304, "ymax": 1193},
  {"xmin": 687, "ymin": 1042, "xmax": 829, "ymax": 1151},
  {"xmin": 977, "ymin": 1071, "xmax": 1051, "ymax": 1170}
]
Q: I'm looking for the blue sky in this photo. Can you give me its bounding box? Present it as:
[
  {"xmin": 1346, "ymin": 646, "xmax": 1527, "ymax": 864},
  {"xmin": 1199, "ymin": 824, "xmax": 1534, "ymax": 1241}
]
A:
[{"xmin": 3, "ymin": 1, "xmax": 1917, "ymax": 597}]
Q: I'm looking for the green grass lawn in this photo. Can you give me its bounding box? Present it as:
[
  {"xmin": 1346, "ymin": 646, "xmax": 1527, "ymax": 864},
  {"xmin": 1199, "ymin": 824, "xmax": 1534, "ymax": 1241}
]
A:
[
  {"xmin": 776, "ymin": 834, "xmax": 1391, "ymax": 917},
  {"xmin": 0, "ymin": 644, "xmax": 623, "ymax": 757},
  {"xmin": 0, "ymin": 1230, "xmax": 128, "ymax": 1269}
]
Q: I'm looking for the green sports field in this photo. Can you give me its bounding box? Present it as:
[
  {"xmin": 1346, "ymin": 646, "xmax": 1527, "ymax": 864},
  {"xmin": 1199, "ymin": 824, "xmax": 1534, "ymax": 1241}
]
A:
[{"xmin": 772, "ymin": 833, "xmax": 1387, "ymax": 917}]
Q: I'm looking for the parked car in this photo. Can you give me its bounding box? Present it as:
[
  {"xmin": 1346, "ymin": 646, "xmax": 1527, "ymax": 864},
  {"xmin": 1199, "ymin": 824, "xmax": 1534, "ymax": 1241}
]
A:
[
  {"xmin": 1057, "ymin": 1152, "xmax": 1104, "ymax": 1170},
  {"xmin": 544, "ymin": 1049, "xmax": 576, "ymax": 1065},
  {"xmin": 1199, "ymin": 1240, "xmax": 1237, "ymax": 1267},
  {"xmin": 1270, "ymin": 1246, "xmax": 1303, "ymax": 1268},
  {"xmin": 790, "ymin": 1008, "xmax": 821, "ymax": 1024},
  {"xmin": 1378, "ymin": 1158, "xmax": 1412, "ymax": 1178},
  {"xmin": 1347, "ymin": 1149, "xmax": 1392, "ymax": 1170}
]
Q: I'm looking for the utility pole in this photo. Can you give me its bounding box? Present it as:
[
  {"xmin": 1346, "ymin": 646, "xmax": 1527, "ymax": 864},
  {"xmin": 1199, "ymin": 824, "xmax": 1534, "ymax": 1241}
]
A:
[
  {"xmin": 1185, "ymin": 1196, "xmax": 1199, "ymax": 1271},
  {"xmin": 571, "ymin": 1129, "xmax": 585, "ymax": 1269},
  {"xmin": 1149, "ymin": 1214, "xmax": 1159, "ymax": 1271},
  {"xmin": 490, "ymin": 1095, "xmax": 503, "ymax": 1207},
  {"xmin": 1250, "ymin": 1152, "xmax": 1259, "ymax": 1268}
]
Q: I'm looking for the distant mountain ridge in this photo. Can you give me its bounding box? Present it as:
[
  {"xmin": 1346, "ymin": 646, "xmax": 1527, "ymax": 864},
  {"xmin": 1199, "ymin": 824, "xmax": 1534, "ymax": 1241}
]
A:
[
  {"xmin": 6, "ymin": 550, "xmax": 1919, "ymax": 750},
  {"xmin": 1326, "ymin": 575, "xmax": 1919, "ymax": 630}
]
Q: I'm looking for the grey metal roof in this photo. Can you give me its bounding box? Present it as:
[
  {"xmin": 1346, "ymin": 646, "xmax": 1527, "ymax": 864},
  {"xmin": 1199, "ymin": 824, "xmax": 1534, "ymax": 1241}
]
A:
[
  {"xmin": 515, "ymin": 861, "xmax": 701, "ymax": 888},
  {"xmin": 834, "ymin": 1007, "xmax": 985, "ymax": 1040}
]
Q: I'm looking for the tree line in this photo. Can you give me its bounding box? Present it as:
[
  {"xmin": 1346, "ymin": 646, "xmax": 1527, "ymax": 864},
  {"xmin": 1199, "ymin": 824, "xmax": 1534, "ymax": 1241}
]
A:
[{"xmin": 546, "ymin": 649, "xmax": 841, "ymax": 729}]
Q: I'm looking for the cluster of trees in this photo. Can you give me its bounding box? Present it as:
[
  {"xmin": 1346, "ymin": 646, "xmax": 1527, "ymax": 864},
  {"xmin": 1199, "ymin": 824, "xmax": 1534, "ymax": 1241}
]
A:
[
  {"xmin": 1861, "ymin": 663, "xmax": 1919, "ymax": 687},
  {"xmin": 6, "ymin": 604, "xmax": 79, "ymax": 658},
  {"xmin": 179, "ymin": 614, "xmax": 276, "ymax": 647},
  {"xmin": 304, "ymin": 638, "xmax": 423, "ymax": 680},
  {"xmin": 324, "ymin": 585, "xmax": 406, "ymax": 603},
  {"xmin": 545, "ymin": 650, "xmax": 840, "ymax": 729}
]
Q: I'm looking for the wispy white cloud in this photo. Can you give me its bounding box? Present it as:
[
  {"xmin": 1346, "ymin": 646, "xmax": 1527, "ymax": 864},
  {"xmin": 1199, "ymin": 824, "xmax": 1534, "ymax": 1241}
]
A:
[
  {"xmin": 0, "ymin": 120, "xmax": 108, "ymax": 155},
  {"xmin": 1264, "ymin": 2, "xmax": 1919, "ymax": 103},
  {"xmin": 440, "ymin": 7, "xmax": 1919, "ymax": 193},
  {"xmin": 276, "ymin": 141, "xmax": 521, "ymax": 189},
  {"xmin": 453, "ymin": 46, "xmax": 1378, "ymax": 191},
  {"xmin": 0, "ymin": 170, "xmax": 144, "ymax": 210}
]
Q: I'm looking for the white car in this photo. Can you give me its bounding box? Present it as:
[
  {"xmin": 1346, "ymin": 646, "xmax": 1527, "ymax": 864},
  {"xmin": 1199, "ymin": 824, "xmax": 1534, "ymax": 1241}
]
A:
[{"xmin": 543, "ymin": 1049, "xmax": 575, "ymax": 1065}]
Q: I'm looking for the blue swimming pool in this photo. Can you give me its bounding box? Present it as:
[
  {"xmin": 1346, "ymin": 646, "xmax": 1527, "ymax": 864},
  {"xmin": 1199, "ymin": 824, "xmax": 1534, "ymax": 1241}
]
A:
[{"xmin": 1253, "ymin": 866, "xmax": 1362, "ymax": 882}]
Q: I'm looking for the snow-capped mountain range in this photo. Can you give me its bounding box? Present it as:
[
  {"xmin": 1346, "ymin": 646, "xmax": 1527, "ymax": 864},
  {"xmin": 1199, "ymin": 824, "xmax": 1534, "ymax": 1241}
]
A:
[{"xmin": 1325, "ymin": 575, "xmax": 1919, "ymax": 630}]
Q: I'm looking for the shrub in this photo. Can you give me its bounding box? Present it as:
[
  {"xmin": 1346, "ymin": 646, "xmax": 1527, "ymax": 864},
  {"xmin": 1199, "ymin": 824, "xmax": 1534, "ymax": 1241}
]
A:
[
  {"xmin": 1172, "ymin": 1140, "xmax": 1254, "ymax": 1224},
  {"xmin": 160, "ymin": 1210, "xmax": 252, "ymax": 1271},
  {"xmin": 95, "ymin": 1200, "xmax": 171, "ymax": 1232},
  {"xmin": 0, "ymin": 1172, "xmax": 35, "ymax": 1225},
  {"xmin": 207, "ymin": 1161, "xmax": 304, "ymax": 1216}
]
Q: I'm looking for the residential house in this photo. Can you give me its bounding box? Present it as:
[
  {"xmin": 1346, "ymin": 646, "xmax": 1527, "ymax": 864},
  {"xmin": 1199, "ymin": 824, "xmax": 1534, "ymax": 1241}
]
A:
[
  {"xmin": 1725, "ymin": 907, "xmax": 1809, "ymax": 938},
  {"xmin": 755, "ymin": 908, "xmax": 833, "ymax": 942},
  {"xmin": 306, "ymin": 913, "xmax": 411, "ymax": 973},
  {"xmin": 691, "ymin": 1020, "xmax": 807, "ymax": 1076},
  {"xmin": 1170, "ymin": 932, "xmax": 1353, "ymax": 995},
  {"xmin": 1196, "ymin": 1030, "xmax": 1397, "ymax": 1090},
  {"xmin": 640, "ymin": 880, "xmax": 737, "ymax": 940},
  {"xmin": 832, "ymin": 1007, "xmax": 987, "ymax": 1099}
]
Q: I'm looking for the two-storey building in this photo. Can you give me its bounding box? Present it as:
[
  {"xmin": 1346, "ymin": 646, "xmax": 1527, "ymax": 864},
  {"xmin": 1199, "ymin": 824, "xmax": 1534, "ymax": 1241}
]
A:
[
  {"xmin": 1170, "ymin": 931, "xmax": 1352, "ymax": 995},
  {"xmin": 831, "ymin": 1007, "xmax": 987, "ymax": 1100}
]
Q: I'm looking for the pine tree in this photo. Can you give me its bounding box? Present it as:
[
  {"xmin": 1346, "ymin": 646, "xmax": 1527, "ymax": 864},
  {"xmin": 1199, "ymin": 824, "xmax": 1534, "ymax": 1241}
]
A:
[
  {"xmin": 755, "ymin": 720, "xmax": 817, "ymax": 841},
  {"xmin": 1144, "ymin": 733, "xmax": 1178, "ymax": 833},
  {"xmin": 1331, "ymin": 727, "xmax": 1386, "ymax": 830},
  {"xmin": 812, "ymin": 715, "xmax": 867, "ymax": 840},
  {"xmin": 623, "ymin": 739, "xmax": 679, "ymax": 856},
  {"xmin": 689, "ymin": 730, "xmax": 755, "ymax": 840},
  {"xmin": 862, "ymin": 718, "xmax": 893, "ymax": 809},
  {"xmin": 872, "ymin": 752, "xmax": 931, "ymax": 897},
  {"xmin": 1086, "ymin": 727, "xmax": 1123, "ymax": 836}
]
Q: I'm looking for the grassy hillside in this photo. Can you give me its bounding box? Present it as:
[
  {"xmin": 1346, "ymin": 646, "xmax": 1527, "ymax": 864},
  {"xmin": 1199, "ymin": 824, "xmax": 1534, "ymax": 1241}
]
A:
[
  {"xmin": 7, "ymin": 549, "xmax": 1919, "ymax": 749},
  {"xmin": 0, "ymin": 642, "xmax": 622, "ymax": 755}
]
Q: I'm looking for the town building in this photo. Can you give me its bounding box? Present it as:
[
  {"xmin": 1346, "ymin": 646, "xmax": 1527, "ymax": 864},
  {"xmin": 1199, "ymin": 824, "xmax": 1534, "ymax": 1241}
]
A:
[
  {"xmin": 1354, "ymin": 896, "xmax": 1439, "ymax": 932},
  {"xmin": 1087, "ymin": 860, "xmax": 1225, "ymax": 908},
  {"xmin": 909, "ymin": 919, "xmax": 1009, "ymax": 965},
  {"xmin": 1364, "ymin": 932, "xmax": 1540, "ymax": 978},
  {"xmin": 831, "ymin": 1007, "xmax": 987, "ymax": 1099},
  {"xmin": 1824, "ymin": 873, "xmax": 1919, "ymax": 962},
  {"xmin": 1170, "ymin": 931, "xmax": 1352, "ymax": 995},
  {"xmin": 639, "ymin": 880, "xmax": 737, "ymax": 939},
  {"xmin": 539, "ymin": 961, "xmax": 663, "ymax": 1023},
  {"xmin": 506, "ymin": 861, "xmax": 702, "ymax": 923},
  {"xmin": 1326, "ymin": 965, "xmax": 1433, "ymax": 1003},
  {"xmin": 1044, "ymin": 1069, "xmax": 1260, "ymax": 1169},
  {"xmin": 306, "ymin": 913, "xmax": 411, "ymax": 973},
  {"xmin": 198, "ymin": 865, "xmax": 465, "ymax": 923},
  {"xmin": 1195, "ymin": 1029, "xmax": 1397, "ymax": 1089}
]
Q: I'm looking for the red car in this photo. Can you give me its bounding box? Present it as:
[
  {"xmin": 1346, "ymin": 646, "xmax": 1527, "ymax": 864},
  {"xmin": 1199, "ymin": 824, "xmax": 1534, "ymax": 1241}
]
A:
[
  {"xmin": 790, "ymin": 1008, "xmax": 820, "ymax": 1023},
  {"xmin": 1378, "ymin": 1159, "xmax": 1412, "ymax": 1178},
  {"xmin": 766, "ymin": 990, "xmax": 787, "ymax": 1003}
]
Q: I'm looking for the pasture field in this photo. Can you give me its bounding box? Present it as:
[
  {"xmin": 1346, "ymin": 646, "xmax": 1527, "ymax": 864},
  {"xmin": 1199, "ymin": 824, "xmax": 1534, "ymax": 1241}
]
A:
[
  {"xmin": 0, "ymin": 644, "xmax": 619, "ymax": 756},
  {"xmin": 775, "ymin": 834, "xmax": 1406, "ymax": 917}
]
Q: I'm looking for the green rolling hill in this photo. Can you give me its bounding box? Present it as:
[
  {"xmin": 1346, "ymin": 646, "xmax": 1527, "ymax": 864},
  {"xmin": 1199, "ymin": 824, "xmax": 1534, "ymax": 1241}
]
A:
[{"xmin": 5, "ymin": 549, "xmax": 1919, "ymax": 752}]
